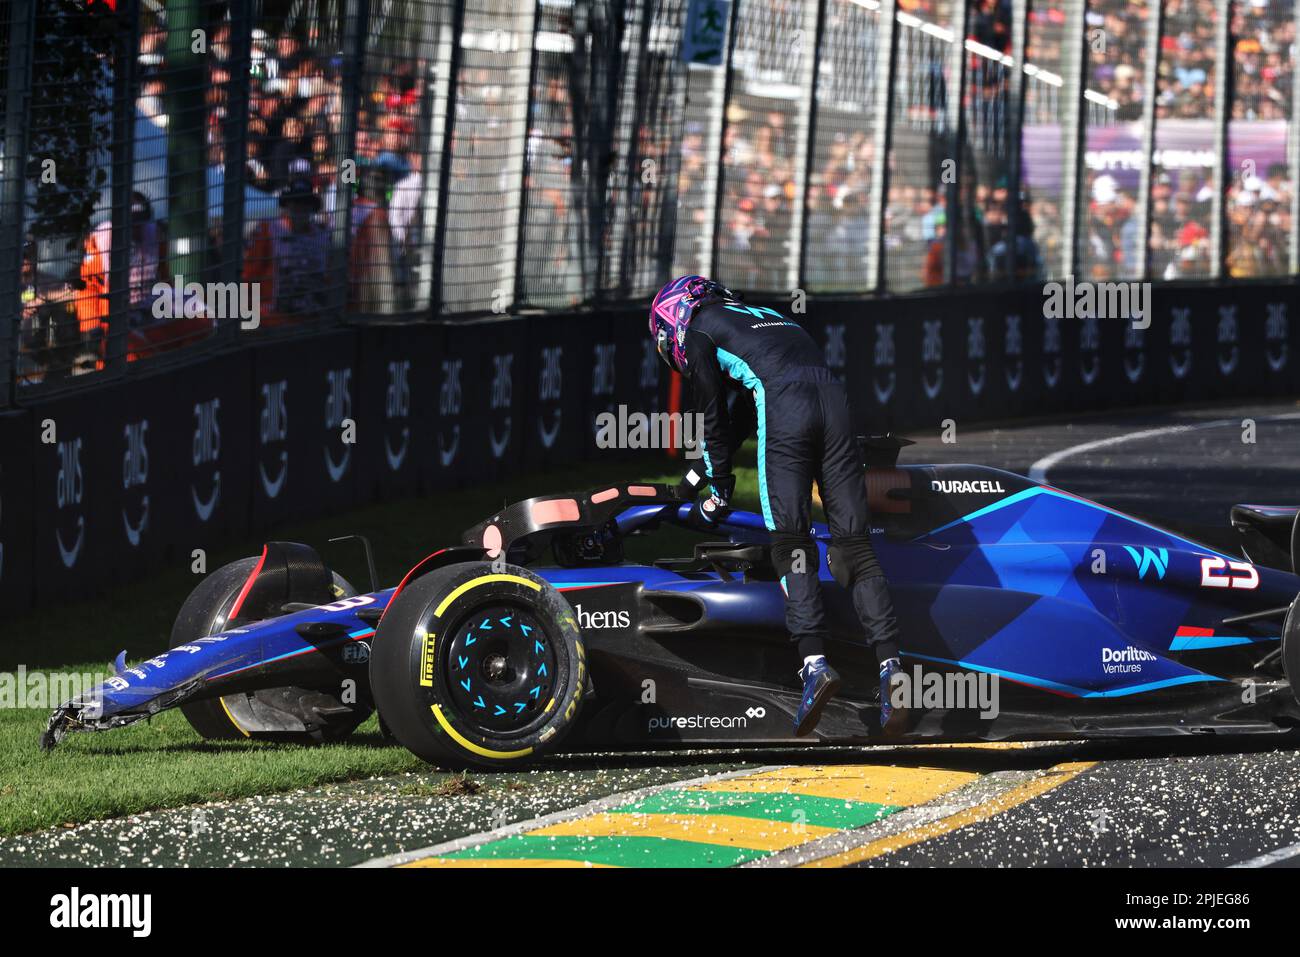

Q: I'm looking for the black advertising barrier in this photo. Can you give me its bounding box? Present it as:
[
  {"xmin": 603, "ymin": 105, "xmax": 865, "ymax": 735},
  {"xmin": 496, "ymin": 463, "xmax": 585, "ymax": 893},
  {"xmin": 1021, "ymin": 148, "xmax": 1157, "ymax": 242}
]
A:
[
  {"xmin": 150, "ymin": 352, "xmax": 253, "ymax": 577},
  {"xmin": 90, "ymin": 354, "xmax": 254, "ymax": 589},
  {"xmin": 609, "ymin": 306, "xmax": 672, "ymax": 461},
  {"xmin": 427, "ymin": 317, "xmax": 519, "ymax": 489},
  {"xmin": 355, "ymin": 322, "xmax": 441, "ymax": 502},
  {"xmin": 522, "ymin": 312, "xmax": 589, "ymax": 471},
  {"xmin": 424, "ymin": 319, "xmax": 478, "ymax": 490},
  {"xmin": 0, "ymin": 410, "xmax": 34, "ymax": 616},
  {"xmin": 249, "ymin": 330, "xmax": 362, "ymax": 531},
  {"xmin": 5, "ymin": 282, "xmax": 1299, "ymax": 615},
  {"xmin": 30, "ymin": 390, "xmax": 110, "ymax": 604}
]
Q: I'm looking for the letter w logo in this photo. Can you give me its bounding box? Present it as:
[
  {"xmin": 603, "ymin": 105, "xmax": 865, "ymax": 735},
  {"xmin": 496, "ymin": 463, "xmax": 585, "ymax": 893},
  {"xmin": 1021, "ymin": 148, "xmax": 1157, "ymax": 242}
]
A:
[{"xmin": 1123, "ymin": 546, "xmax": 1169, "ymax": 580}]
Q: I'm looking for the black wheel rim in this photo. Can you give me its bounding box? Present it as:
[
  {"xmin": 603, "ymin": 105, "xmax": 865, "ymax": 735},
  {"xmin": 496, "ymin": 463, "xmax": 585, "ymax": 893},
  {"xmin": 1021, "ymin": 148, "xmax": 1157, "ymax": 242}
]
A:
[{"xmin": 444, "ymin": 603, "xmax": 557, "ymax": 734}]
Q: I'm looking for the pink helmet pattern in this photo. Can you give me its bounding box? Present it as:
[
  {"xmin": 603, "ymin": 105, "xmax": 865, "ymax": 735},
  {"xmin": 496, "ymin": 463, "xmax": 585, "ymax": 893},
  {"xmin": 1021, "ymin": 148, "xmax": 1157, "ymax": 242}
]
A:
[{"xmin": 648, "ymin": 275, "xmax": 732, "ymax": 373}]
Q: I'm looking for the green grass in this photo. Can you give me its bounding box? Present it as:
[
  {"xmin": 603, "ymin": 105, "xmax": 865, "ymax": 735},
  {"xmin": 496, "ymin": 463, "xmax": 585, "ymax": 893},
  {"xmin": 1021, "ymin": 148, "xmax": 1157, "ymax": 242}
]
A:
[{"xmin": 1, "ymin": 449, "xmax": 762, "ymax": 837}]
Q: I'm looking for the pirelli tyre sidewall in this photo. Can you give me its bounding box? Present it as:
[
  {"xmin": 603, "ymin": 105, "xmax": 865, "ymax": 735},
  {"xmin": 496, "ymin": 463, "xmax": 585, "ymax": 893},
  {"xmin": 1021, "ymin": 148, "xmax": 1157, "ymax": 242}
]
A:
[
  {"xmin": 371, "ymin": 563, "xmax": 585, "ymax": 769},
  {"xmin": 1282, "ymin": 593, "xmax": 1300, "ymax": 703}
]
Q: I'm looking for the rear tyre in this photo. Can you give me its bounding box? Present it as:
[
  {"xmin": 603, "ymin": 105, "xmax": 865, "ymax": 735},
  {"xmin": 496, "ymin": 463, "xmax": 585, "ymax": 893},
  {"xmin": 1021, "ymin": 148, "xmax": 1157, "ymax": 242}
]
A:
[
  {"xmin": 170, "ymin": 557, "xmax": 371, "ymax": 743},
  {"xmin": 1282, "ymin": 593, "xmax": 1300, "ymax": 705},
  {"xmin": 370, "ymin": 562, "xmax": 585, "ymax": 769}
]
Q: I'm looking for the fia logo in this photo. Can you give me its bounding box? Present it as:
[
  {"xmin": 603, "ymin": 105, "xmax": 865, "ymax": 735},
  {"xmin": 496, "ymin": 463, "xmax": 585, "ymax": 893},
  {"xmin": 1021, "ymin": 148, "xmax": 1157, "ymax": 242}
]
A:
[
  {"xmin": 921, "ymin": 320, "xmax": 943, "ymax": 400},
  {"xmin": 55, "ymin": 437, "xmax": 85, "ymax": 569},
  {"xmin": 323, "ymin": 368, "xmax": 353, "ymax": 483},
  {"xmin": 1216, "ymin": 305, "xmax": 1239, "ymax": 376},
  {"xmin": 538, "ymin": 345, "xmax": 563, "ymax": 449},
  {"xmin": 258, "ymin": 380, "xmax": 289, "ymax": 498},
  {"xmin": 1169, "ymin": 307, "xmax": 1192, "ymax": 380},
  {"xmin": 872, "ymin": 322, "xmax": 896, "ymax": 404},
  {"xmin": 1265, "ymin": 302, "xmax": 1288, "ymax": 373},
  {"xmin": 384, "ymin": 360, "xmax": 411, "ymax": 471},
  {"xmin": 191, "ymin": 398, "xmax": 221, "ymax": 522},
  {"xmin": 1004, "ymin": 314, "xmax": 1023, "ymax": 392},
  {"xmin": 438, "ymin": 357, "xmax": 462, "ymax": 468},
  {"xmin": 121, "ymin": 419, "xmax": 150, "ymax": 548},
  {"xmin": 966, "ymin": 317, "xmax": 985, "ymax": 396},
  {"xmin": 489, "ymin": 353, "xmax": 513, "ymax": 460}
]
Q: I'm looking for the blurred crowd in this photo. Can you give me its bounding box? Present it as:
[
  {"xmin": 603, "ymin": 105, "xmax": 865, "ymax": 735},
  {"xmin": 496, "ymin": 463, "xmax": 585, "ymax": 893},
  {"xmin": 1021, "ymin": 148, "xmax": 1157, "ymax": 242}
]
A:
[
  {"xmin": 19, "ymin": 13, "xmax": 427, "ymax": 384},
  {"xmin": 13, "ymin": 0, "xmax": 1298, "ymax": 385}
]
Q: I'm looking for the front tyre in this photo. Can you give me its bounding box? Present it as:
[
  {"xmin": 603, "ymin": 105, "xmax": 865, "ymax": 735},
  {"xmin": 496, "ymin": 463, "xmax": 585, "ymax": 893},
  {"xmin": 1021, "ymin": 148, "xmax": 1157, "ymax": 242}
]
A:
[{"xmin": 370, "ymin": 563, "xmax": 585, "ymax": 769}]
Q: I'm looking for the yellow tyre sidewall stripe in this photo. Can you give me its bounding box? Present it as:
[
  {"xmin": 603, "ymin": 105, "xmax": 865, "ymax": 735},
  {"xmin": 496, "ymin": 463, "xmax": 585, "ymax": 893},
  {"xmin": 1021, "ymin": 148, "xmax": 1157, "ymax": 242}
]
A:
[
  {"xmin": 219, "ymin": 696, "xmax": 251, "ymax": 737},
  {"xmin": 424, "ymin": 573, "xmax": 546, "ymax": 757},
  {"xmin": 431, "ymin": 703, "xmax": 534, "ymax": 760},
  {"xmin": 433, "ymin": 574, "xmax": 541, "ymax": 618}
]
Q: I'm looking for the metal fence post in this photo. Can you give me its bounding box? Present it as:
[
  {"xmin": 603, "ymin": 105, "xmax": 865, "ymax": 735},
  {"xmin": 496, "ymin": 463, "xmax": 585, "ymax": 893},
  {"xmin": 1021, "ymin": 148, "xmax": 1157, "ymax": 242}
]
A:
[
  {"xmin": 945, "ymin": 0, "xmax": 970, "ymax": 287},
  {"xmin": 1004, "ymin": 0, "xmax": 1028, "ymax": 283},
  {"xmin": 512, "ymin": 0, "xmax": 544, "ymax": 309},
  {"xmin": 1135, "ymin": 0, "xmax": 1163, "ymax": 281},
  {"xmin": 1059, "ymin": 0, "xmax": 1089, "ymax": 282},
  {"xmin": 429, "ymin": 0, "xmax": 466, "ymax": 318},
  {"xmin": 220, "ymin": 0, "xmax": 253, "ymax": 340},
  {"xmin": 104, "ymin": 0, "xmax": 139, "ymax": 377},
  {"xmin": 1292, "ymin": 0, "xmax": 1300, "ymax": 275},
  {"xmin": 0, "ymin": 0, "xmax": 36, "ymax": 405},
  {"xmin": 338, "ymin": 0, "xmax": 372, "ymax": 320},
  {"xmin": 791, "ymin": 0, "xmax": 826, "ymax": 295},
  {"xmin": 707, "ymin": 0, "xmax": 743, "ymax": 280},
  {"xmin": 867, "ymin": 0, "xmax": 899, "ymax": 294},
  {"xmin": 1209, "ymin": 0, "xmax": 1231, "ymax": 281}
]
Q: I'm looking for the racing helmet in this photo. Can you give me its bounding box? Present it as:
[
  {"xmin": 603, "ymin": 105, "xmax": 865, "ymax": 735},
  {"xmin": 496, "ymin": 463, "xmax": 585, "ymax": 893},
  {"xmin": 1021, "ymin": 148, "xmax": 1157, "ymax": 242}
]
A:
[{"xmin": 648, "ymin": 275, "xmax": 736, "ymax": 373}]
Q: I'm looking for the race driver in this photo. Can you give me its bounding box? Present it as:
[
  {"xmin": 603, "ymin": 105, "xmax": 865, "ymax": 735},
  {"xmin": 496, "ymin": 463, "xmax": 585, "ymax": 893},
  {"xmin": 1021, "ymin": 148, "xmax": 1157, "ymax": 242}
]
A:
[{"xmin": 649, "ymin": 275, "xmax": 904, "ymax": 736}]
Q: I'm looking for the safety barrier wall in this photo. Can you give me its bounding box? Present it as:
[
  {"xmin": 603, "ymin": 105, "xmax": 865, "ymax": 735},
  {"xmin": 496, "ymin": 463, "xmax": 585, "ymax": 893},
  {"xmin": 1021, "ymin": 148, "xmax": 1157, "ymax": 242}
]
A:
[{"xmin": 1, "ymin": 280, "xmax": 1294, "ymax": 617}]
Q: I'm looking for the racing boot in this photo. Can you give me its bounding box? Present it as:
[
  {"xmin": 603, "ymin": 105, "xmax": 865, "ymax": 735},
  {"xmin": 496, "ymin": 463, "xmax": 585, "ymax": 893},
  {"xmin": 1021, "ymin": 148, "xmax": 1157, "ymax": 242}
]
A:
[
  {"xmin": 794, "ymin": 657, "xmax": 841, "ymax": 737},
  {"xmin": 878, "ymin": 657, "xmax": 907, "ymax": 731}
]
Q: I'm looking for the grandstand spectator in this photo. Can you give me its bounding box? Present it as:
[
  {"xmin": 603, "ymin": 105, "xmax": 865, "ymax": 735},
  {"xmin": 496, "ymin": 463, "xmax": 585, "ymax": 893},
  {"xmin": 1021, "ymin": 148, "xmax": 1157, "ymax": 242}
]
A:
[
  {"xmin": 348, "ymin": 162, "xmax": 396, "ymax": 314},
  {"xmin": 242, "ymin": 177, "xmax": 331, "ymax": 324}
]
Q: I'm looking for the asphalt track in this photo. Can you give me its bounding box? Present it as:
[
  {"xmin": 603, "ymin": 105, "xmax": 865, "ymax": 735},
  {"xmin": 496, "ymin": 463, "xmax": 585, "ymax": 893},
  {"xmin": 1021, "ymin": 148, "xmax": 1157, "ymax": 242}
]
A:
[{"xmin": 6, "ymin": 398, "xmax": 1300, "ymax": 868}]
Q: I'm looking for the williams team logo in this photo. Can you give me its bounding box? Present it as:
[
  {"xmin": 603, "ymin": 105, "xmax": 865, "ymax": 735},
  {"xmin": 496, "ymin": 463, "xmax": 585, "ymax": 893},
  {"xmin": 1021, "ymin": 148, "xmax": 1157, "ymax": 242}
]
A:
[{"xmin": 1124, "ymin": 545, "xmax": 1168, "ymax": 581}]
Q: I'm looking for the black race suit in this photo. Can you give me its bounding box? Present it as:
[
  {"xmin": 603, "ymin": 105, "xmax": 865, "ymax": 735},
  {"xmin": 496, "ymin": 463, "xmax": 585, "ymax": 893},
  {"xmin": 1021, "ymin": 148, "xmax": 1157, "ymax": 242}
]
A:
[{"xmin": 684, "ymin": 299, "xmax": 900, "ymax": 664}]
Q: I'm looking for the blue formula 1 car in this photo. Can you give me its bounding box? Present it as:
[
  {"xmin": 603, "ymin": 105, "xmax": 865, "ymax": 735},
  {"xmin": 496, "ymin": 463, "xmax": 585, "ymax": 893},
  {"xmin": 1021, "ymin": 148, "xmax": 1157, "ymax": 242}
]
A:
[{"xmin": 42, "ymin": 438, "xmax": 1300, "ymax": 768}]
